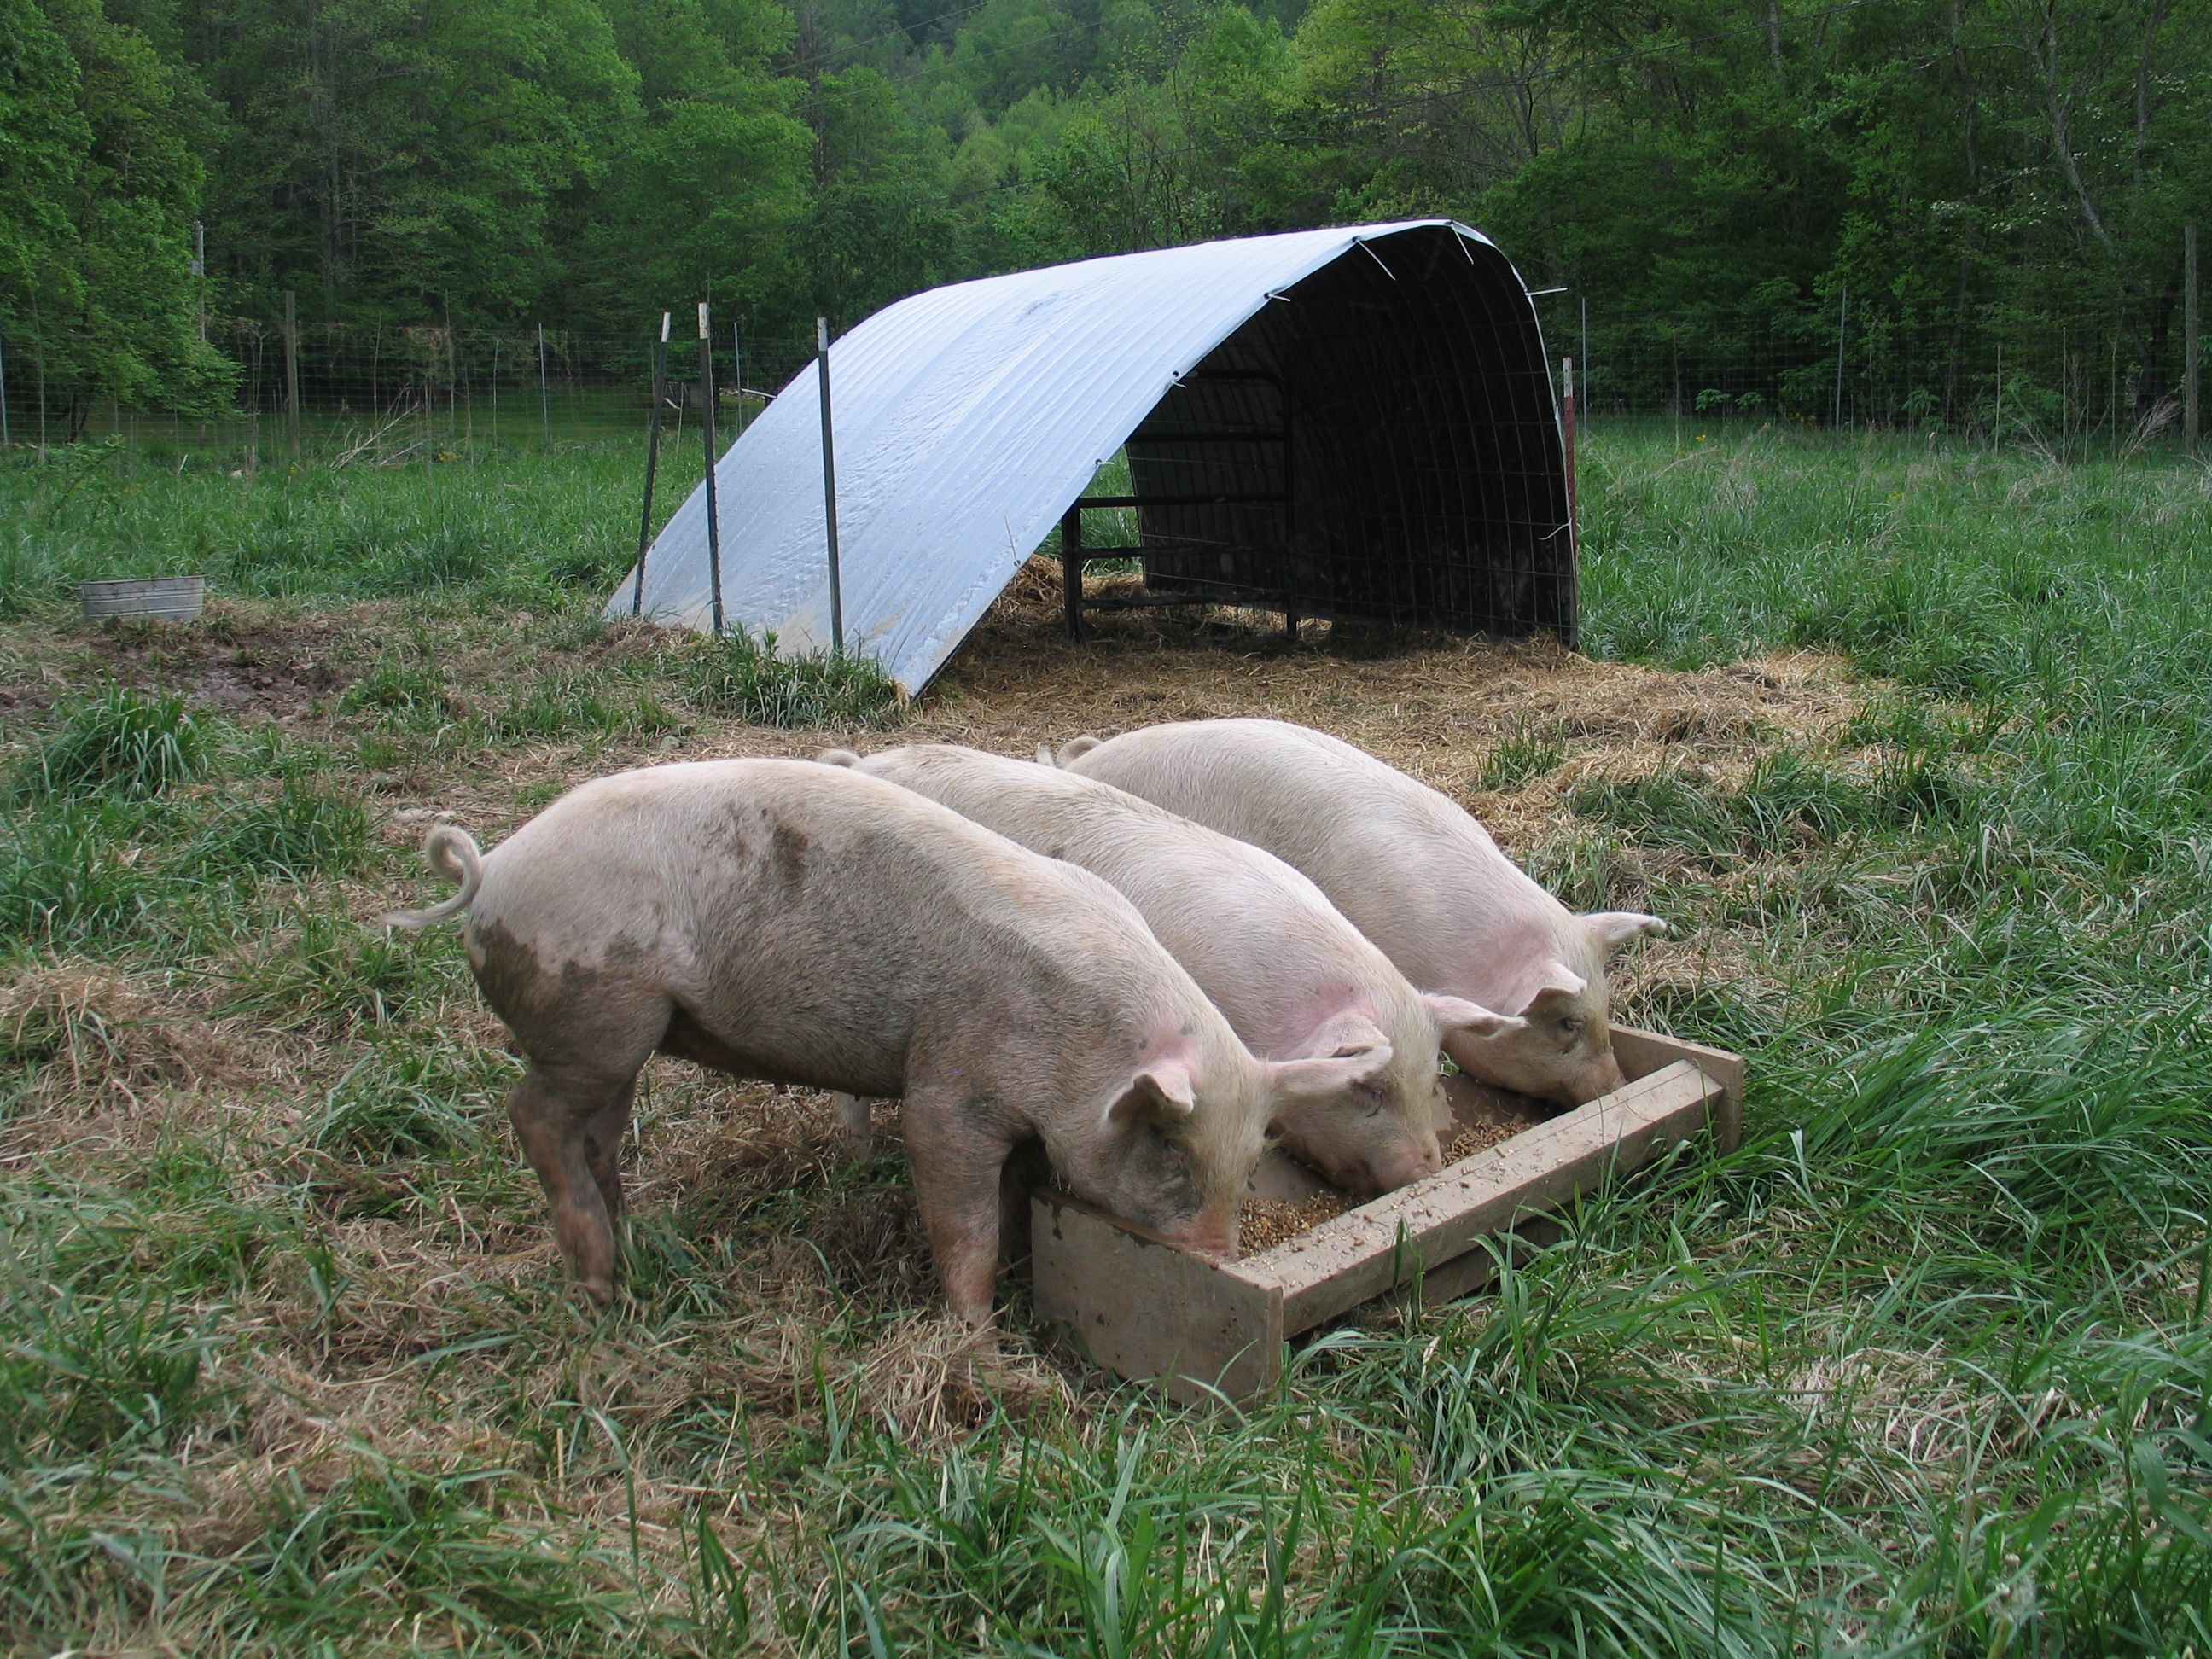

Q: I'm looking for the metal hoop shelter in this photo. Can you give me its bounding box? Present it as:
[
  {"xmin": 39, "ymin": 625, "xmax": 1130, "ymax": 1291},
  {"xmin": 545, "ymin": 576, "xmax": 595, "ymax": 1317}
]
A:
[{"xmin": 608, "ymin": 220, "xmax": 1573, "ymax": 696}]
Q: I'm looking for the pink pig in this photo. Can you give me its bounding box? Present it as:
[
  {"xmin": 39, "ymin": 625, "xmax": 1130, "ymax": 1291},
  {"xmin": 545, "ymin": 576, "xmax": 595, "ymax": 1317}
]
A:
[
  {"xmin": 387, "ymin": 759, "xmax": 1378, "ymax": 1324},
  {"xmin": 1055, "ymin": 719, "xmax": 1666, "ymax": 1108},
  {"xmin": 823, "ymin": 743, "xmax": 1527, "ymax": 1195}
]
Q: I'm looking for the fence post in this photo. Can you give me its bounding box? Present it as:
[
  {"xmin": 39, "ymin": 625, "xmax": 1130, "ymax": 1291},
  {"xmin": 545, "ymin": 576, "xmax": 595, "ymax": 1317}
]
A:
[
  {"xmin": 733, "ymin": 322, "xmax": 748, "ymax": 436},
  {"xmin": 1562, "ymin": 356, "xmax": 1577, "ymax": 555},
  {"xmin": 633, "ymin": 311, "xmax": 672, "ymax": 618},
  {"xmin": 1831, "ymin": 284, "xmax": 1848, "ymax": 434},
  {"xmin": 0, "ymin": 323, "xmax": 9, "ymax": 446},
  {"xmin": 1062, "ymin": 505, "xmax": 1085, "ymax": 642},
  {"xmin": 1994, "ymin": 342, "xmax": 2003, "ymax": 451},
  {"xmin": 282, "ymin": 289, "xmax": 301, "ymax": 457},
  {"xmin": 1562, "ymin": 356, "xmax": 1579, "ymax": 650},
  {"xmin": 1580, "ymin": 297, "xmax": 1590, "ymax": 423},
  {"xmin": 699, "ymin": 303, "xmax": 724, "ymax": 637},
  {"xmin": 537, "ymin": 323, "xmax": 550, "ymax": 443},
  {"xmin": 2186, "ymin": 223, "xmax": 2200, "ymax": 457},
  {"xmin": 817, "ymin": 316, "xmax": 844, "ymax": 656}
]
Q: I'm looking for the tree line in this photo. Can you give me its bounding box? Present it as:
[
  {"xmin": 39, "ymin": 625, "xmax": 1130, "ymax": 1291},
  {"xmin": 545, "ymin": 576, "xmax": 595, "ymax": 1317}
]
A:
[{"xmin": 2, "ymin": 0, "xmax": 2205, "ymax": 428}]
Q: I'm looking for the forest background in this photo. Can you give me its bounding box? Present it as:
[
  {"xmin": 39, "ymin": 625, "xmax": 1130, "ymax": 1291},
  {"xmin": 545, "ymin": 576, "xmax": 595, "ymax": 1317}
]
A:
[{"xmin": 1, "ymin": 0, "xmax": 2207, "ymax": 434}]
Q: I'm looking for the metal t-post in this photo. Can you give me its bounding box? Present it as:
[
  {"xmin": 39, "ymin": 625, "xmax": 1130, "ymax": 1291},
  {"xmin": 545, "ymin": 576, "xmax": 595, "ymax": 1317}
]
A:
[
  {"xmin": 2187, "ymin": 223, "xmax": 2201, "ymax": 457},
  {"xmin": 537, "ymin": 323, "xmax": 550, "ymax": 443},
  {"xmin": 1563, "ymin": 357, "xmax": 1578, "ymax": 556},
  {"xmin": 0, "ymin": 323, "xmax": 10, "ymax": 447},
  {"xmin": 1832, "ymin": 285, "xmax": 1848, "ymax": 434},
  {"xmin": 282, "ymin": 290, "xmax": 301, "ymax": 457},
  {"xmin": 817, "ymin": 316, "xmax": 844, "ymax": 656},
  {"xmin": 699, "ymin": 303, "xmax": 725, "ymax": 637},
  {"xmin": 632, "ymin": 311, "xmax": 672, "ymax": 617}
]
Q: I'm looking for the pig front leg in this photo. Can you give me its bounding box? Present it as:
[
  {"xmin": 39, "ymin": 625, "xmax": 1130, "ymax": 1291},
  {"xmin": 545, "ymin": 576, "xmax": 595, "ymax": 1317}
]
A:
[
  {"xmin": 902, "ymin": 1091, "xmax": 1013, "ymax": 1327},
  {"xmin": 832, "ymin": 1091, "xmax": 872, "ymax": 1152}
]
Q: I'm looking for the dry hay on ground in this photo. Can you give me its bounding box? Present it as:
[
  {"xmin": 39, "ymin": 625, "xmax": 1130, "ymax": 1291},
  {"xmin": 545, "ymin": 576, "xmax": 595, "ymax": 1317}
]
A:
[
  {"xmin": 696, "ymin": 557, "xmax": 1861, "ymax": 867},
  {"xmin": 0, "ymin": 568, "xmax": 1863, "ymax": 1493}
]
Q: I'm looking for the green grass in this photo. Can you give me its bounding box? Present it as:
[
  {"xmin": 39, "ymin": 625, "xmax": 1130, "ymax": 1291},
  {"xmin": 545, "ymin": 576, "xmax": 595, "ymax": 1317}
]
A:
[{"xmin": 1, "ymin": 425, "xmax": 2209, "ymax": 1654}]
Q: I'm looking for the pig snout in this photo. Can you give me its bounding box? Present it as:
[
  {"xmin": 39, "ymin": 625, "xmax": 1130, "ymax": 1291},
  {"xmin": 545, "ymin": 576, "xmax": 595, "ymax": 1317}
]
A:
[
  {"xmin": 1175, "ymin": 1202, "xmax": 1238, "ymax": 1259},
  {"xmin": 1553, "ymin": 1048, "xmax": 1627, "ymax": 1109},
  {"xmin": 1336, "ymin": 1137, "xmax": 1443, "ymax": 1198},
  {"xmin": 1370, "ymin": 1138, "xmax": 1444, "ymax": 1192}
]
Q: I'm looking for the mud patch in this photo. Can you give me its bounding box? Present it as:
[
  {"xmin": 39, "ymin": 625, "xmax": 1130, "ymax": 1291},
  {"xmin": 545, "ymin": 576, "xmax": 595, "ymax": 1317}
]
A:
[{"xmin": 78, "ymin": 601, "xmax": 355, "ymax": 724}]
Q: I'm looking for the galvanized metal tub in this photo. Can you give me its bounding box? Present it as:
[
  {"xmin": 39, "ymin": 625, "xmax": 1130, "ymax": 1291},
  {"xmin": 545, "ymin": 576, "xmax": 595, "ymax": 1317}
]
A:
[{"xmin": 79, "ymin": 577, "xmax": 206, "ymax": 623}]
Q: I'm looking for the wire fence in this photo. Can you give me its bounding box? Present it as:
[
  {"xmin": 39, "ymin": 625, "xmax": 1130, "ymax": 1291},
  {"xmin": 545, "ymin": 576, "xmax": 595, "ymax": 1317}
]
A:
[
  {"xmin": 0, "ymin": 314, "xmax": 823, "ymax": 465},
  {"xmin": 1531, "ymin": 291, "xmax": 2203, "ymax": 462},
  {"xmin": 0, "ymin": 292, "xmax": 2201, "ymax": 465}
]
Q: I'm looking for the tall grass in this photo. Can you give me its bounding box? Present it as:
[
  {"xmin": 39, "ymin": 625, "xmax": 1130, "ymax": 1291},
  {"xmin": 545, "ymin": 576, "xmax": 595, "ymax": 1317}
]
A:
[{"xmin": 1, "ymin": 427, "xmax": 2208, "ymax": 1654}]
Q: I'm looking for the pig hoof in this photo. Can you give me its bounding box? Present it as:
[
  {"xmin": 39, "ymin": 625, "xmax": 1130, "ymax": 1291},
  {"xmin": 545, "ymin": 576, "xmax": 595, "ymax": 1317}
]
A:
[{"xmin": 579, "ymin": 1276, "xmax": 616, "ymax": 1308}]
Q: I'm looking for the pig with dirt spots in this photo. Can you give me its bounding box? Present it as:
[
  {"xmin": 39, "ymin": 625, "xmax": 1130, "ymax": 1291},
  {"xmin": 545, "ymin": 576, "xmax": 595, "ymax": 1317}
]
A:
[
  {"xmin": 821, "ymin": 743, "xmax": 1527, "ymax": 1196},
  {"xmin": 1051, "ymin": 719, "xmax": 1667, "ymax": 1109},
  {"xmin": 387, "ymin": 758, "xmax": 1365, "ymax": 1325}
]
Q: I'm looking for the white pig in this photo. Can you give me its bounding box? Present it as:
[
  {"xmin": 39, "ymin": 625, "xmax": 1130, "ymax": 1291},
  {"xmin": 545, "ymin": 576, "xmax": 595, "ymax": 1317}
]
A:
[
  {"xmin": 821, "ymin": 743, "xmax": 1526, "ymax": 1195},
  {"xmin": 386, "ymin": 760, "xmax": 1378, "ymax": 1324},
  {"xmin": 1054, "ymin": 719, "xmax": 1666, "ymax": 1107}
]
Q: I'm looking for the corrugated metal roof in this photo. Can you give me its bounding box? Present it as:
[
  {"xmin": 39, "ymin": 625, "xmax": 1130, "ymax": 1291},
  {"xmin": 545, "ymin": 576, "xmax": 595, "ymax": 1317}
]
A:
[{"xmin": 607, "ymin": 219, "xmax": 1539, "ymax": 696}]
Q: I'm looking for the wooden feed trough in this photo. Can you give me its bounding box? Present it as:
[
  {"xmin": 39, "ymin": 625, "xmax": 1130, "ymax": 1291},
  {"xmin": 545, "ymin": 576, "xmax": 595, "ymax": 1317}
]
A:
[{"xmin": 1030, "ymin": 1027, "xmax": 1743, "ymax": 1402}]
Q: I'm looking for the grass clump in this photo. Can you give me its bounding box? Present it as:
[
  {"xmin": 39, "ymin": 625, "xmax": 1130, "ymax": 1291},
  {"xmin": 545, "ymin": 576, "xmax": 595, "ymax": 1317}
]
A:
[
  {"xmin": 684, "ymin": 632, "xmax": 901, "ymax": 727},
  {"xmin": 10, "ymin": 685, "xmax": 207, "ymax": 802},
  {"xmin": 0, "ymin": 800, "xmax": 164, "ymax": 957},
  {"xmin": 222, "ymin": 911, "xmax": 449, "ymax": 1033},
  {"xmin": 339, "ymin": 654, "xmax": 454, "ymax": 728},
  {"xmin": 192, "ymin": 777, "xmax": 373, "ymax": 880},
  {"xmin": 1478, "ymin": 719, "xmax": 1569, "ymax": 789},
  {"xmin": 304, "ymin": 1040, "xmax": 505, "ymax": 1162},
  {"xmin": 480, "ymin": 672, "xmax": 676, "ymax": 742}
]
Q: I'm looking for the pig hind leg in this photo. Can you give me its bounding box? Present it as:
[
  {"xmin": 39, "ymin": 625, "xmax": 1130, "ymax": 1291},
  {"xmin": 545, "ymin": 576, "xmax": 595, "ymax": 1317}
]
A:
[{"xmin": 507, "ymin": 1061, "xmax": 643, "ymax": 1305}]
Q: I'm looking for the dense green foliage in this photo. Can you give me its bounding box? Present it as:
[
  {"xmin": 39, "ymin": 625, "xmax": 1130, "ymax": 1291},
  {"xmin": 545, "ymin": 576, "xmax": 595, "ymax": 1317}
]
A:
[{"xmin": 3, "ymin": 0, "xmax": 2208, "ymax": 422}]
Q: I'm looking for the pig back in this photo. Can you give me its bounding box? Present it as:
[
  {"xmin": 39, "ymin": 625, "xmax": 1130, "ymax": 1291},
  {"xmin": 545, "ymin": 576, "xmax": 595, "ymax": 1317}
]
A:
[
  {"xmin": 1065, "ymin": 720, "xmax": 1554, "ymax": 992},
  {"xmin": 472, "ymin": 759, "xmax": 1193, "ymax": 1097},
  {"xmin": 858, "ymin": 744, "xmax": 1405, "ymax": 1057}
]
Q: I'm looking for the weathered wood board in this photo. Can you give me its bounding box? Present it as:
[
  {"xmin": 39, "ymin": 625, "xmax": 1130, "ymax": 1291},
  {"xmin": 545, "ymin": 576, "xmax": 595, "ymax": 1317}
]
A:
[{"xmin": 1030, "ymin": 1025, "xmax": 1743, "ymax": 1402}]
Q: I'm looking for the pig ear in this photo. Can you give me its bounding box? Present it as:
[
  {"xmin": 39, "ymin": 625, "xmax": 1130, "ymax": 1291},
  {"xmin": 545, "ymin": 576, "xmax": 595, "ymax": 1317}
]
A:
[
  {"xmin": 1424, "ymin": 994, "xmax": 1528, "ymax": 1043},
  {"xmin": 1268, "ymin": 1042, "xmax": 1395, "ymax": 1103},
  {"xmin": 1034, "ymin": 743, "xmax": 1056, "ymax": 765},
  {"xmin": 816, "ymin": 748, "xmax": 861, "ymax": 767},
  {"xmin": 1056, "ymin": 735, "xmax": 1103, "ymax": 766},
  {"xmin": 1517, "ymin": 966, "xmax": 1586, "ymax": 1022},
  {"xmin": 1103, "ymin": 1062, "xmax": 1197, "ymax": 1129},
  {"xmin": 1519, "ymin": 983, "xmax": 1583, "ymax": 1022},
  {"xmin": 1298, "ymin": 1013, "xmax": 1392, "ymax": 1060},
  {"xmin": 1582, "ymin": 911, "xmax": 1668, "ymax": 955}
]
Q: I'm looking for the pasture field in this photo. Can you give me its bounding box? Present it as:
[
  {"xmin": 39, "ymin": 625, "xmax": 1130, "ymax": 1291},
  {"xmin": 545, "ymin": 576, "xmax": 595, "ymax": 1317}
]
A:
[{"xmin": 1, "ymin": 426, "xmax": 2209, "ymax": 1656}]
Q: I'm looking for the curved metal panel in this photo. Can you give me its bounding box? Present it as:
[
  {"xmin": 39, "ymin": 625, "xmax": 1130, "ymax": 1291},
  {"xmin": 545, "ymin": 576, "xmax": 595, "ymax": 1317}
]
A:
[{"xmin": 607, "ymin": 219, "xmax": 1557, "ymax": 696}]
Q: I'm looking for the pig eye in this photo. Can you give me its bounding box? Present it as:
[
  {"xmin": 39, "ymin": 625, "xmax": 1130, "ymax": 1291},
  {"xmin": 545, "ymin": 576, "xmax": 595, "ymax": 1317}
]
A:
[{"xmin": 1558, "ymin": 1016, "xmax": 1585, "ymax": 1039}]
